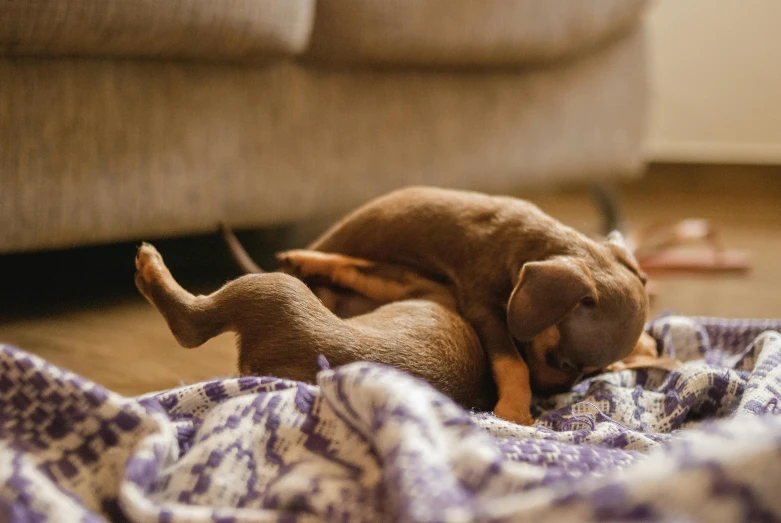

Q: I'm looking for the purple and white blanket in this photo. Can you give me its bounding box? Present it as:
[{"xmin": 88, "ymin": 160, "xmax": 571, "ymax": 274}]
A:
[{"xmin": 2, "ymin": 315, "xmax": 781, "ymax": 522}]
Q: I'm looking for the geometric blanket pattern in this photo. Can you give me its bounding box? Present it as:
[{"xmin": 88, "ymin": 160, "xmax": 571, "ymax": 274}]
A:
[{"xmin": 1, "ymin": 315, "xmax": 781, "ymax": 522}]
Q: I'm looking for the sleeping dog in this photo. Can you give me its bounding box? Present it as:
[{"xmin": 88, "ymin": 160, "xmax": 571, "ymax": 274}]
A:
[{"xmin": 136, "ymin": 186, "xmax": 652, "ymax": 424}]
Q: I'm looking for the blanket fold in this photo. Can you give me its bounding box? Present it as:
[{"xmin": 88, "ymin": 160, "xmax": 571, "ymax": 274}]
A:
[{"xmin": 1, "ymin": 315, "xmax": 781, "ymax": 522}]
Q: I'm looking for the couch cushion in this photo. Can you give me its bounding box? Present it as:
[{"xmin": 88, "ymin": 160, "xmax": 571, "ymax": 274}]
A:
[
  {"xmin": 307, "ymin": 0, "xmax": 647, "ymax": 67},
  {"xmin": 0, "ymin": 0, "xmax": 315, "ymax": 60},
  {"xmin": 0, "ymin": 30, "xmax": 646, "ymax": 252}
]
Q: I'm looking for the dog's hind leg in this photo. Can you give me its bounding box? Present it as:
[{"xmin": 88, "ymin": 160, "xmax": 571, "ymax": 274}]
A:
[
  {"xmin": 135, "ymin": 243, "xmax": 332, "ymax": 348},
  {"xmin": 135, "ymin": 243, "xmax": 362, "ymax": 380},
  {"xmin": 135, "ymin": 243, "xmax": 234, "ymax": 348},
  {"xmin": 135, "ymin": 243, "xmax": 494, "ymax": 406}
]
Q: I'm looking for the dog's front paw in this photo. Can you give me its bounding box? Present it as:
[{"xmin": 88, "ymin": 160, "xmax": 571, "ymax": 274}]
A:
[
  {"xmin": 277, "ymin": 250, "xmax": 374, "ymax": 280},
  {"xmin": 493, "ymin": 400, "xmax": 534, "ymax": 426},
  {"xmin": 276, "ymin": 249, "xmax": 308, "ymax": 279}
]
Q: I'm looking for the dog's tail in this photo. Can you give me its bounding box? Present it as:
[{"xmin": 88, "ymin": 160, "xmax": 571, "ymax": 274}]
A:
[
  {"xmin": 591, "ymin": 185, "xmax": 623, "ymax": 237},
  {"xmin": 219, "ymin": 223, "xmax": 264, "ymax": 274}
]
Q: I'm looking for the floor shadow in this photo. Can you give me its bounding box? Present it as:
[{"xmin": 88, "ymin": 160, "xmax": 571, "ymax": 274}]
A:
[{"xmin": 0, "ymin": 221, "xmax": 331, "ymax": 321}]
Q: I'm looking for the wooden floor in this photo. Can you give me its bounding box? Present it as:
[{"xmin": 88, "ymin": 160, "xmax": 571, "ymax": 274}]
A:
[{"xmin": 1, "ymin": 163, "xmax": 780, "ymax": 396}]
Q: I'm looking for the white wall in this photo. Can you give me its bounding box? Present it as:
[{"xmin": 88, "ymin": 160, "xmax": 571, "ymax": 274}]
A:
[{"xmin": 646, "ymin": 0, "xmax": 781, "ymax": 164}]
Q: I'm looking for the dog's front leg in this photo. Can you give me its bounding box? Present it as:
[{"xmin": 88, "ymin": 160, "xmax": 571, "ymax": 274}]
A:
[
  {"xmin": 277, "ymin": 249, "xmax": 457, "ymax": 310},
  {"xmin": 472, "ymin": 312, "xmax": 534, "ymax": 426}
]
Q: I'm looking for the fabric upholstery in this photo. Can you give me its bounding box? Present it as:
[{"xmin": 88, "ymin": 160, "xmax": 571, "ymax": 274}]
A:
[
  {"xmin": 307, "ymin": 0, "xmax": 648, "ymax": 67},
  {"xmin": 0, "ymin": 31, "xmax": 646, "ymax": 253},
  {"xmin": 0, "ymin": 0, "xmax": 315, "ymax": 60}
]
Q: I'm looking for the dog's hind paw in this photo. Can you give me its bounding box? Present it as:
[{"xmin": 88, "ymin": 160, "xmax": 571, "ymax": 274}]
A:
[{"xmin": 134, "ymin": 243, "xmax": 170, "ymax": 302}]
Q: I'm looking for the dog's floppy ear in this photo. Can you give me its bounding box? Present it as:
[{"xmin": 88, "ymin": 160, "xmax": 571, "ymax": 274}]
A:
[{"xmin": 507, "ymin": 257, "xmax": 596, "ymax": 342}]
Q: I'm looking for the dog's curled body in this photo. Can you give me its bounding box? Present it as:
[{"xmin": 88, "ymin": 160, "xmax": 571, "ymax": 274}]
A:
[
  {"xmin": 138, "ymin": 186, "xmax": 649, "ymax": 425},
  {"xmin": 231, "ymin": 274, "xmax": 493, "ymax": 410},
  {"xmin": 309, "ymin": 187, "xmax": 649, "ymax": 394}
]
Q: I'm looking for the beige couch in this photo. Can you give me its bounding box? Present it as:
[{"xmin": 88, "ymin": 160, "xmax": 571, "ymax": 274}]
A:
[{"xmin": 0, "ymin": 0, "xmax": 649, "ymax": 253}]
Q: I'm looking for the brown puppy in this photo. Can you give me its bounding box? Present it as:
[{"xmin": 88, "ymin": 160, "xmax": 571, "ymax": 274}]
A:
[
  {"xmin": 135, "ymin": 243, "xmax": 497, "ymax": 411},
  {"xmin": 282, "ymin": 186, "xmax": 649, "ymax": 425}
]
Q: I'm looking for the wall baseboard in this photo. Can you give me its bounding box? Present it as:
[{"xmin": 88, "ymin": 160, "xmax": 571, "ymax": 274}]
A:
[{"xmin": 645, "ymin": 141, "xmax": 781, "ymax": 166}]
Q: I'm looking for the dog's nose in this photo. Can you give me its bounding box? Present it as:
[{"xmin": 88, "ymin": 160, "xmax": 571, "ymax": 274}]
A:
[
  {"xmin": 558, "ymin": 357, "xmax": 582, "ymax": 374},
  {"xmin": 545, "ymin": 352, "xmax": 583, "ymax": 374}
]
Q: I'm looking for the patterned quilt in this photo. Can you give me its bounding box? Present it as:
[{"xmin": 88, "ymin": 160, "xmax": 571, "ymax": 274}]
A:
[{"xmin": 2, "ymin": 315, "xmax": 781, "ymax": 522}]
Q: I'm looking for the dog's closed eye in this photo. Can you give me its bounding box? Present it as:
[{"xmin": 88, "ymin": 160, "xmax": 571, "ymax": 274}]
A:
[{"xmin": 580, "ymin": 296, "xmax": 596, "ymax": 307}]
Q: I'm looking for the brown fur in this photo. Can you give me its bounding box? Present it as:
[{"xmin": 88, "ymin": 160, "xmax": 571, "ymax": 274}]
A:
[
  {"xmin": 137, "ymin": 186, "xmax": 649, "ymax": 425},
  {"xmin": 298, "ymin": 186, "xmax": 649, "ymax": 423},
  {"xmin": 135, "ymin": 243, "xmax": 496, "ymax": 411}
]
